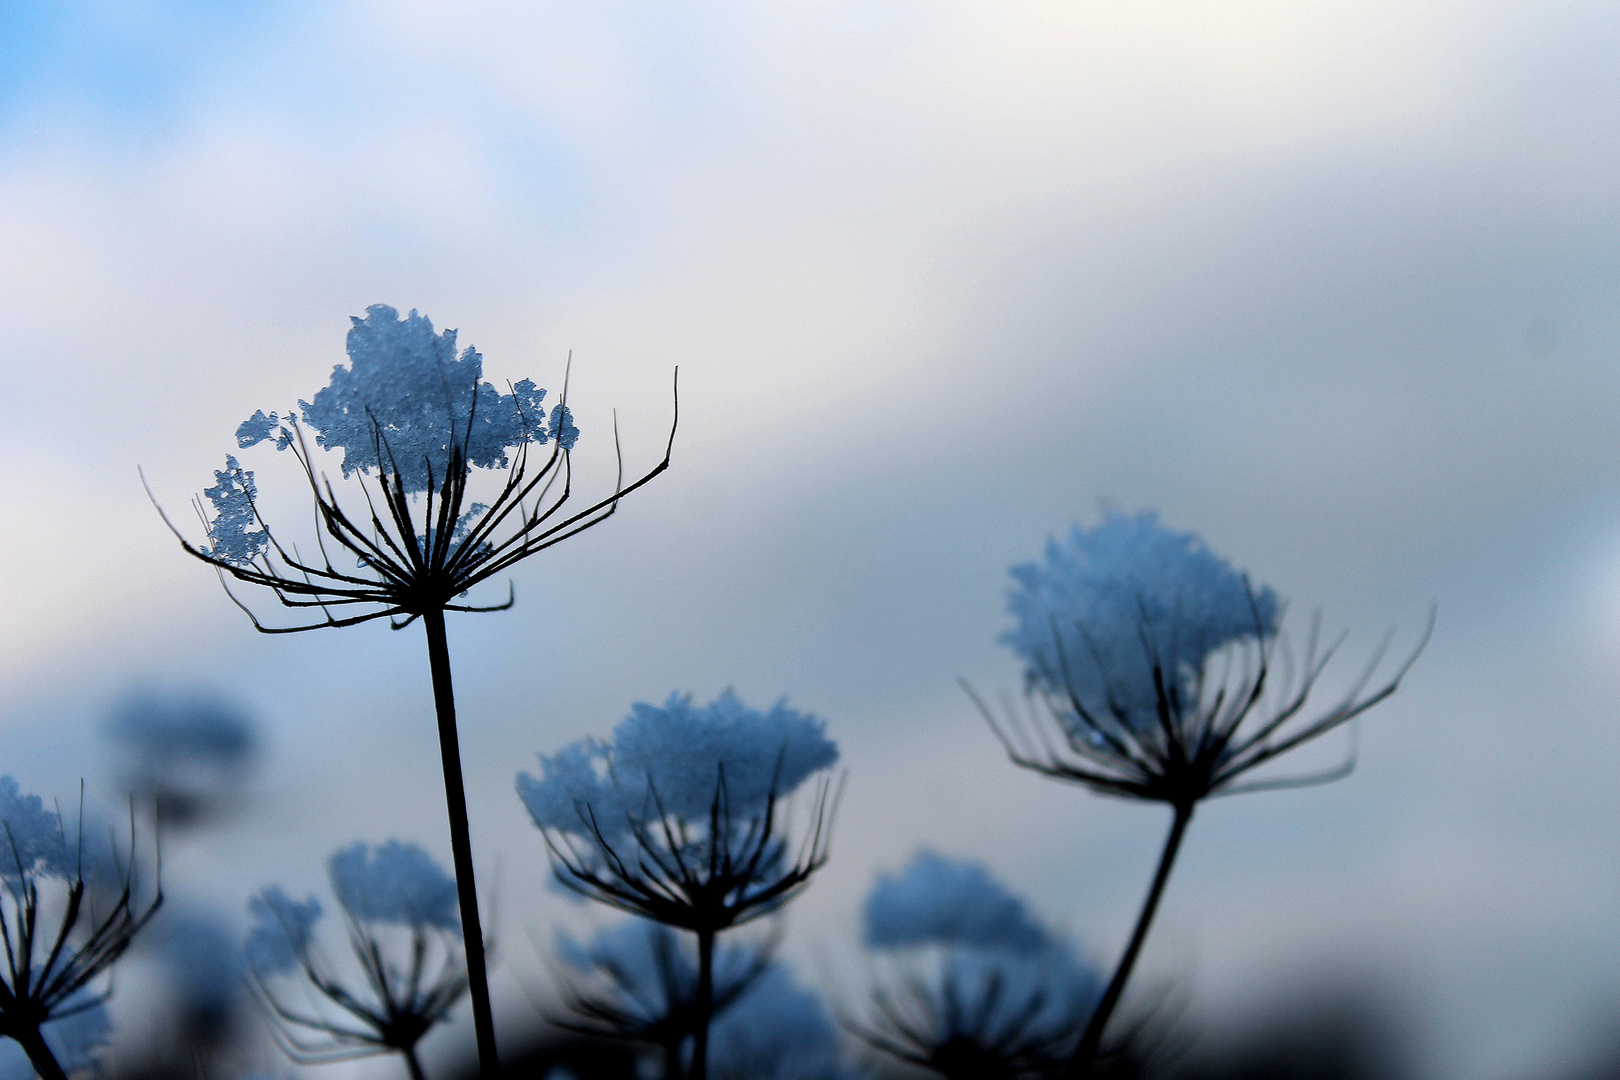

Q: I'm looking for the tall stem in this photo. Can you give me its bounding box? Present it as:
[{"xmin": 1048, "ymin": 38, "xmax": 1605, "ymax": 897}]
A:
[
  {"xmin": 1070, "ymin": 803, "xmax": 1194, "ymax": 1073},
  {"xmin": 13, "ymin": 1025, "xmax": 68, "ymax": 1080},
  {"xmin": 690, "ymin": 927, "xmax": 716, "ymax": 1080},
  {"xmin": 423, "ymin": 607, "xmax": 498, "ymax": 1077},
  {"xmin": 403, "ymin": 1044, "xmax": 429, "ymax": 1080}
]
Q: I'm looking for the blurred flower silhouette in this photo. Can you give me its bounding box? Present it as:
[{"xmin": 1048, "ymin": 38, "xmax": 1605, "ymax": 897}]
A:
[
  {"xmin": 0, "ymin": 994, "xmax": 110, "ymax": 1080},
  {"xmin": 153, "ymin": 305, "xmax": 677, "ymax": 1076},
  {"xmin": 846, "ymin": 851, "xmax": 1099, "ymax": 1080},
  {"xmin": 968, "ymin": 512, "xmax": 1431, "ymax": 1071},
  {"xmin": 246, "ymin": 840, "xmax": 469, "ymax": 1080},
  {"xmin": 0, "ymin": 777, "xmax": 160, "ymax": 1080},
  {"xmin": 520, "ymin": 690, "xmax": 842, "ymax": 1080},
  {"xmin": 549, "ymin": 918, "xmax": 776, "ymax": 1079},
  {"xmin": 105, "ymin": 690, "xmax": 258, "ymax": 828}
]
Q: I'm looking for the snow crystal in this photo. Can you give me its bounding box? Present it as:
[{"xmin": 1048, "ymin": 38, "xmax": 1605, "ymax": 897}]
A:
[
  {"xmin": 328, "ymin": 840, "xmax": 459, "ymax": 930},
  {"xmin": 203, "ymin": 456, "xmax": 269, "ymax": 566},
  {"xmin": 863, "ymin": 851, "xmax": 1048, "ymax": 954},
  {"xmin": 1002, "ymin": 511, "xmax": 1278, "ymax": 724},
  {"xmin": 245, "ymin": 887, "xmax": 322, "ymax": 974}
]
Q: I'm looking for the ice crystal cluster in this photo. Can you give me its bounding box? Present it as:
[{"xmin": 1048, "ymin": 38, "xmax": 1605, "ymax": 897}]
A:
[
  {"xmin": 1002, "ymin": 512, "xmax": 1278, "ymax": 724},
  {"xmin": 518, "ymin": 690, "xmax": 839, "ymax": 839},
  {"xmin": 246, "ymin": 840, "xmax": 458, "ymax": 974},
  {"xmin": 208, "ymin": 304, "xmax": 579, "ymax": 563},
  {"xmin": 865, "ymin": 852, "xmax": 1098, "ymax": 1044}
]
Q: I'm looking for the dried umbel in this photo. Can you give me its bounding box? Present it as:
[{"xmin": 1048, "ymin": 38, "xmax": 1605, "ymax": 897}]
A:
[
  {"xmin": 971, "ymin": 513, "xmax": 1431, "ymax": 1072},
  {"xmin": 0, "ymin": 779, "xmax": 160, "ymax": 1080},
  {"xmin": 246, "ymin": 841, "xmax": 469, "ymax": 1080},
  {"xmin": 550, "ymin": 919, "xmax": 776, "ymax": 1079},
  {"xmin": 521, "ymin": 691, "xmax": 843, "ymax": 1080},
  {"xmin": 847, "ymin": 852, "xmax": 1099, "ymax": 1080},
  {"xmin": 154, "ymin": 305, "xmax": 676, "ymax": 1077}
]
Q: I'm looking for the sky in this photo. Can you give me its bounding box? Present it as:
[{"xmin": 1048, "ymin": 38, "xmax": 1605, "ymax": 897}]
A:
[{"xmin": 2, "ymin": 1, "xmax": 1619, "ymax": 1076}]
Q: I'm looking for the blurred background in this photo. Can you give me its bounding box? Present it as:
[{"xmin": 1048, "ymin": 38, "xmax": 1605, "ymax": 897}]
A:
[{"xmin": 2, "ymin": 0, "xmax": 1618, "ymax": 1076}]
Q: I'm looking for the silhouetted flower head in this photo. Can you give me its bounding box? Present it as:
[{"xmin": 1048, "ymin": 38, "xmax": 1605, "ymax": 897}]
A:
[
  {"xmin": 1003, "ymin": 512, "xmax": 1278, "ymax": 728},
  {"xmin": 976, "ymin": 512, "xmax": 1429, "ymax": 809},
  {"xmin": 852, "ymin": 853, "xmax": 1098, "ymax": 1080},
  {"xmin": 522, "ymin": 691, "xmax": 842, "ymax": 934},
  {"xmin": 159, "ymin": 303, "xmax": 674, "ymax": 632},
  {"xmin": 245, "ymin": 839, "xmax": 467, "ymax": 1069},
  {"xmin": 552, "ymin": 918, "xmax": 776, "ymax": 1062},
  {"xmin": 0, "ymin": 778, "xmax": 159, "ymax": 1080}
]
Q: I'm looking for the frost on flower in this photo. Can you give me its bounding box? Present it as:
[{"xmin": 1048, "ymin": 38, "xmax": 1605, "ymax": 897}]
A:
[
  {"xmin": 858, "ymin": 853, "xmax": 1099, "ymax": 1070},
  {"xmin": 518, "ymin": 690, "xmax": 838, "ymax": 839},
  {"xmin": 1002, "ymin": 511, "xmax": 1277, "ymax": 724},
  {"xmin": 203, "ymin": 455, "xmax": 269, "ymax": 566},
  {"xmin": 329, "ymin": 841, "xmax": 460, "ymax": 930},
  {"xmin": 0, "ymin": 776, "xmax": 73, "ymax": 883},
  {"xmin": 237, "ymin": 305, "xmax": 571, "ymax": 493},
  {"xmin": 245, "ymin": 887, "xmax": 322, "ymax": 974},
  {"xmin": 864, "ymin": 850, "xmax": 1047, "ymax": 954}
]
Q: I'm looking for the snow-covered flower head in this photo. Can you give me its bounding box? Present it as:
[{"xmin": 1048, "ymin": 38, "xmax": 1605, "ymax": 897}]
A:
[
  {"xmin": 519, "ymin": 690, "xmax": 839, "ymax": 841},
  {"xmin": 521, "ymin": 691, "xmax": 842, "ymax": 938},
  {"xmin": 168, "ymin": 303, "xmax": 674, "ymax": 640},
  {"xmin": 244, "ymin": 840, "xmax": 468, "ymax": 1071},
  {"xmin": 854, "ymin": 853, "xmax": 1099, "ymax": 1079},
  {"xmin": 977, "ymin": 510, "xmax": 1429, "ymax": 809},
  {"xmin": 329, "ymin": 840, "xmax": 460, "ymax": 931},
  {"xmin": 1003, "ymin": 511, "xmax": 1277, "ymax": 726}
]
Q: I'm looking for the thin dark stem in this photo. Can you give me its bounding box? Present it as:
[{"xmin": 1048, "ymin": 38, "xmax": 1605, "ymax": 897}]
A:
[
  {"xmin": 690, "ymin": 927, "xmax": 715, "ymax": 1080},
  {"xmin": 13, "ymin": 1024, "xmax": 69, "ymax": 1080},
  {"xmin": 422, "ymin": 608, "xmax": 497, "ymax": 1077},
  {"xmin": 1069, "ymin": 804, "xmax": 1193, "ymax": 1074},
  {"xmin": 404, "ymin": 1044, "xmax": 428, "ymax": 1080}
]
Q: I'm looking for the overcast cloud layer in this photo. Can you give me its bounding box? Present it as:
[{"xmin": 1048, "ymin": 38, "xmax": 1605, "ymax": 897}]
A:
[{"xmin": 3, "ymin": 2, "xmax": 1619, "ymax": 1077}]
